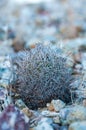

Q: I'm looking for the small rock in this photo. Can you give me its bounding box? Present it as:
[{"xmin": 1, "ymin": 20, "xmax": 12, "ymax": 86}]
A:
[
  {"xmin": 12, "ymin": 38, "xmax": 25, "ymax": 52},
  {"xmin": 41, "ymin": 110, "xmax": 59, "ymax": 117},
  {"xmin": 69, "ymin": 121, "xmax": 86, "ymax": 130},
  {"xmin": 51, "ymin": 100, "xmax": 66, "ymax": 112},
  {"xmin": 15, "ymin": 99, "xmax": 27, "ymax": 109},
  {"xmin": 29, "ymin": 128, "xmax": 33, "ymax": 130},
  {"xmin": 0, "ymin": 104, "xmax": 29, "ymax": 130},
  {"xmin": 81, "ymin": 52, "xmax": 86, "ymax": 70},
  {"xmin": 83, "ymin": 99, "xmax": 86, "ymax": 106},
  {"xmin": 22, "ymin": 108, "xmax": 32, "ymax": 117},
  {"xmin": 34, "ymin": 118, "xmax": 53, "ymax": 130},
  {"xmin": 73, "ymin": 52, "xmax": 81, "ymax": 63},
  {"xmin": 0, "ymin": 27, "xmax": 6, "ymax": 41},
  {"xmin": 30, "ymin": 115, "xmax": 42, "ymax": 128},
  {"xmin": 66, "ymin": 105, "xmax": 86, "ymax": 124},
  {"xmin": 0, "ymin": 56, "xmax": 13, "ymax": 87},
  {"xmin": 29, "ymin": 128, "xmax": 34, "ymax": 130},
  {"xmin": 60, "ymin": 126, "xmax": 68, "ymax": 130},
  {"xmin": 60, "ymin": 25, "xmax": 79, "ymax": 39},
  {"xmin": 53, "ymin": 116, "xmax": 60, "ymax": 124},
  {"xmin": 73, "ymin": 63, "xmax": 82, "ymax": 74},
  {"xmin": 0, "ymin": 87, "xmax": 8, "ymax": 101},
  {"xmin": 59, "ymin": 107, "xmax": 72, "ymax": 125},
  {"xmin": 35, "ymin": 122, "xmax": 53, "ymax": 130},
  {"xmin": 47, "ymin": 103, "xmax": 54, "ymax": 111},
  {"xmin": 52, "ymin": 123, "xmax": 60, "ymax": 130},
  {"xmin": 15, "ymin": 99, "xmax": 33, "ymax": 117},
  {"xmin": 8, "ymin": 28, "xmax": 16, "ymax": 39},
  {"xmin": 0, "ymin": 86, "xmax": 12, "ymax": 111},
  {"xmin": 60, "ymin": 105, "xmax": 86, "ymax": 124}
]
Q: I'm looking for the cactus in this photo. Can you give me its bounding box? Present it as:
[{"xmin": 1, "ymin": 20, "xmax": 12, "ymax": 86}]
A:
[{"xmin": 12, "ymin": 44, "xmax": 73, "ymax": 109}]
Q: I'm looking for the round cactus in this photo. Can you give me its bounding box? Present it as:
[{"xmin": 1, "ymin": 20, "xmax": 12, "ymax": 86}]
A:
[{"xmin": 12, "ymin": 44, "xmax": 73, "ymax": 109}]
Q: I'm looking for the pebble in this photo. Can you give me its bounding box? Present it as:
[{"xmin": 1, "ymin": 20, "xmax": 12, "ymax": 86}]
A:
[
  {"xmin": 0, "ymin": 29, "xmax": 5, "ymax": 41},
  {"xmin": 34, "ymin": 118, "xmax": 53, "ymax": 130},
  {"xmin": 47, "ymin": 103, "xmax": 54, "ymax": 111},
  {"xmin": 0, "ymin": 87, "xmax": 8, "ymax": 101},
  {"xmin": 0, "ymin": 86, "xmax": 12, "ymax": 112},
  {"xmin": 15, "ymin": 99, "xmax": 33, "ymax": 117},
  {"xmin": 60, "ymin": 126, "xmax": 68, "ymax": 130},
  {"xmin": 81, "ymin": 52, "xmax": 86, "ymax": 70},
  {"xmin": 12, "ymin": 38, "xmax": 25, "ymax": 52},
  {"xmin": 22, "ymin": 108, "xmax": 33, "ymax": 117},
  {"xmin": 0, "ymin": 56, "xmax": 13, "ymax": 87},
  {"xmin": 51, "ymin": 123, "xmax": 60, "ymax": 130},
  {"xmin": 34, "ymin": 122, "xmax": 54, "ymax": 130},
  {"xmin": 69, "ymin": 121, "xmax": 86, "ymax": 130},
  {"xmin": 66, "ymin": 105, "xmax": 86, "ymax": 124},
  {"xmin": 50, "ymin": 99, "xmax": 65, "ymax": 112},
  {"xmin": 8, "ymin": 28, "xmax": 15, "ymax": 39},
  {"xmin": 73, "ymin": 63, "xmax": 83, "ymax": 74},
  {"xmin": 0, "ymin": 56, "xmax": 13, "ymax": 110},
  {"xmin": 0, "ymin": 104, "xmax": 29, "ymax": 130},
  {"xmin": 59, "ymin": 107, "xmax": 72, "ymax": 125},
  {"xmin": 15, "ymin": 99, "xmax": 28, "ymax": 109},
  {"xmin": 53, "ymin": 116, "xmax": 60, "ymax": 124},
  {"xmin": 83, "ymin": 99, "xmax": 86, "ymax": 106},
  {"xmin": 41, "ymin": 110, "xmax": 59, "ymax": 117},
  {"xmin": 30, "ymin": 115, "xmax": 42, "ymax": 128}
]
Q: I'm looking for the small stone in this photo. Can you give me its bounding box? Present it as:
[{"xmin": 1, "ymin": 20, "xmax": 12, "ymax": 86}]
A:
[
  {"xmin": 83, "ymin": 99, "xmax": 86, "ymax": 106},
  {"xmin": 69, "ymin": 121, "xmax": 86, "ymax": 130},
  {"xmin": 15, "ymin": 99, "xmax": 33, "ymax": 117},
  {"xmin": 0, "ymin": 104, "xmax": 29, "ymax": 130},
  {"xmin": 73, "ymin": 63, "xmax": 82, "ymax": 74},
  {"xmin": 60, "ymin": 105, "xmax": 86, "ymax": 125},
  {"xmin": 41, "ymin": 118, "xmax": 53, "ymax": 124},
  {"xmin": 53, "ymin": 116, "xmax": 60, "ymax": 124},
  {"xmin": 47, "ymin": 103, "xmax": 54, "ymax": 111},
  {"xmin": 0, "ymin": 87, "xmax": 8, "ymax": 101},
  {"xmin": 12, "ymin": 38, "xmax": 25, "ymax": 52},
  {"xmin": 0, "ymin": 56, "xmax": 13, "ymax": 88},
  {"xmin": 81, "ymin": 52, "xmax": 86, "ymax": 70},
  {"xmin": 52, "ymin": 123, "xmax": 60, "ymax": 130},
  {"xmin": 15, "ymin": 99, "xmax": 27, "ymax": 109},
  {"xmin": 30, "ymin": 114, "xmax": 42, "ymax": 128},
  {"xmin": 35, "ymin": 122, "xmax": 53, "ymax": 130},
  {"xmin": 51, "ymin": 99, "xmax": 65, "ymax": 112},
  {"xmin": 8, "ymin": 28, "xmax": 15, "ymax": 39},
  {"xmin": 73, "ymin": 52, "xmax": 81, "ymax": 62},
  {"xmin": 0, "ymin": 27, "xmax": 6, "ymax": 41},
  {"xmin": 60, "ymin": 126, "xmax": 68, "ymax": 130},
  {"xmin": 66, "ymin": 105, "xmax": 86, "ymax": 124},
  {"xmin": 59, "ymin": 107, "xmax": 72, "ymax": 125},
  {"xmin": 34, "ymin": 118, "xmax": 53, "ymax": 130},
  {"xmin": 22, "ymin": 108, "xmax": 32, "ymax": 117},
  {"xmin": 41, "ymin": 110, "xmax": 59, "ymax": 117},
  {"xmin": 29, "ymin": 128, "xmax": 34, "ymax": 130},
  {"xmin": 60, "ymin": 25, "xmax": 79, "ymax": 39},
  {"xmin": 0, "ymin": 86, "xmax": 12, "ymax": 111}
]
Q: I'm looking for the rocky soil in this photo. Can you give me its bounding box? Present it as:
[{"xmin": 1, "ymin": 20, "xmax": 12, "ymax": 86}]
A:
[{"xmin": 0, "ymin": 0, "xmax": 86, "ymax": 130}]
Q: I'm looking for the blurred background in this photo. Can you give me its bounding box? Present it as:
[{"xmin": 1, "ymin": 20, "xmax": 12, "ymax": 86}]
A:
[{"xmin": 0, "ymin": 0, "xmax": 86, "ymax": 55}]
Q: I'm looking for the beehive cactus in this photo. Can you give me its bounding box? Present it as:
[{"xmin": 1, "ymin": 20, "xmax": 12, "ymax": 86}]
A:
[{"xmin": 12, "ymin": 44, "xmax": 73, "ymax": 109}]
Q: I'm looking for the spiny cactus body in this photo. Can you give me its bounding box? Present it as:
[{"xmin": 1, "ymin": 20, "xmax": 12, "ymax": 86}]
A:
[{"xmin": 12, "ymin": 44, "xmax": 73, "ymax": 109}]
